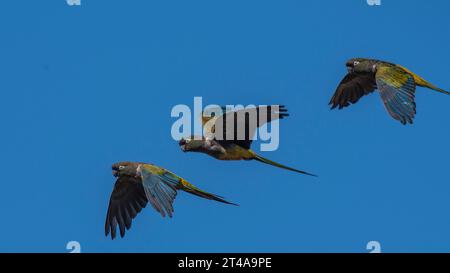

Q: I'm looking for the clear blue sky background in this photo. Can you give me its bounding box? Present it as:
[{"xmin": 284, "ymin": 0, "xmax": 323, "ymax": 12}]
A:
[{"xmin": 0, "ymin": 0, "xmax": 449, "ymax": 253}]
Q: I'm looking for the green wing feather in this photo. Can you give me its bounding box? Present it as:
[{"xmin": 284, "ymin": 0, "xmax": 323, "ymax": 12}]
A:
[
  {"xmin": 376, "ymin": 65, "xmax": 417, "ymax": 125},
  {"xmin": 139, "ymin": 164, "xmax": 237, "ymax": 216},
  {"xmin": 139, "ymin": 165, "xmax": 178, "ymax": 218}
]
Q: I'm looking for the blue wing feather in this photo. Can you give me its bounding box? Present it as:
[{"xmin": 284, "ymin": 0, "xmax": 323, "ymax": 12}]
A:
[
  {"xmin": 377, "ymin": 74, "xmax": 417, "ymax": 125},
  {"xmin": 140, "ymin": 168, "xmax": 178, "ymax": 218}
]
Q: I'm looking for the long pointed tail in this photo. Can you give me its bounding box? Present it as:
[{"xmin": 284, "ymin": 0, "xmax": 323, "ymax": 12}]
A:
[
  {"xmin": 424, "ymin": 83, "xmax": 450, "ymax": 96},
  {"xmin": 407, "ymin": 71, "xmax": 450, "ymax": 95},
  {"xmin": 181, "ymin": 180, "xmax": 238, "ymax": 206},
  {"xmin": 250, "ymin": 151, "xmax": 317, "ymax": 177}
]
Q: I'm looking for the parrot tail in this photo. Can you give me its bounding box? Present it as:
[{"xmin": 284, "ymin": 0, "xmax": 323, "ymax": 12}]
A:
[
  {"xmin": 423, "ymin": 83, "xmax": 450, "ymax": 96},
  {"xmin": 180, "ymin": 180, "xmax": 238, "ymax": 206},
  {"xmin": 404, "ymin": 68, "xmax": 450, "ymax": 95},
  {"xmin": 415, "ymin": 77, "xmax": 450, "ymax": 95},
  {"xmin": 250, "ymin": 151, "xmax": 317, "ymax": 177}
]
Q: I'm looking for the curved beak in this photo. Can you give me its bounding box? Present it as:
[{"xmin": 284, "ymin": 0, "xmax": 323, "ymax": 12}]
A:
[
  {"xmin": 179, "ymin": 138, "xmax": 187, "ymax": 152},
  {"xmin": 346, "ymin": 65, "xmax": 354, "ymax": 73},
  {"xmin": 111, "ymin": 165, "xmax": 120, "ymax": 177}
]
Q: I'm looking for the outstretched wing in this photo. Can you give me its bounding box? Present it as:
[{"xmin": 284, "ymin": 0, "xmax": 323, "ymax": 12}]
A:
[
  {"xmin": 329, "ymin": 73, "xmax": 377, "ymax": 109},
  {"xmin": 105, "ymin": 176, "xmax": 148, "ymax": 239},
  {"xmin": 203, "ymin": 105, "xmax": 289, "ymax": 149},
  {"xmin": 138, "ymin": 164, "xmax": 179, "ymax": 218},
  {"xmin": 139, "ymin": 164, "xmax": 237, "ymax": 215},
  {"xmin": 376, "ymin": 65, "xmax": 417, "ymax": 125}
]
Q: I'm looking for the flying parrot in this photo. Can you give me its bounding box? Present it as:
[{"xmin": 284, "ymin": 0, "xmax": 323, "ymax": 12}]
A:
[
  {"xmin": 329, "ymin": 58, "xmax": 450, "ymax": 125},
  {"xmin": 105, "ymin": 161, "xmax": 236, "ymax": 239},
  {"xmin": 178, "ymin": 105, "xmax": 316, "ymax": 176}
]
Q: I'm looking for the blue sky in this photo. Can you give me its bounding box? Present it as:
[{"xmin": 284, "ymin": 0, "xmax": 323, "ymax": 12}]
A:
[{"xmin": 1, "ymin": 0, "xmax": 450, "ymax": 253}]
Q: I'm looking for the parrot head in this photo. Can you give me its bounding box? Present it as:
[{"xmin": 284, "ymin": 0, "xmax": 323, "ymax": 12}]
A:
[
  {"xmin": 112, "ymin": 162, "xmax": 138, "ymax": 177},
  {"xmin": 179, "ymin": 136, "xmax": 205, "ymax": 152},
  {"xmin": 346, "ymin": 58, "xmax": 378, "ymax": 73}
]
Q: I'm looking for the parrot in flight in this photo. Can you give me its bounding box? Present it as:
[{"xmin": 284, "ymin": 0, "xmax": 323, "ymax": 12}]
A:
[
  {"xmin": 329, "ymin": 58, "xmax": 450, "ymax": 125},
  {"xmin": 178, "ymin": 105, "xmax": 316, "ymax": 177},
  {"xmin": 105, "ymin": 162, "xmax": 236, "ymax": 239}
]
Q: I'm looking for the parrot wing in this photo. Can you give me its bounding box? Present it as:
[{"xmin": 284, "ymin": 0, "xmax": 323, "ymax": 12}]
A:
[
  {"xmin": 105, "ymin": 175, "xmax": 148, "ymax": 239},
  {"xmin": 203, "ymin": 105, "xmax": 288, "ymax": 149},
  {"xmin": 138, "ymin": 164, "xmax": 236, "ymax": 218},
  {"xmin": 329, "ymin": 73, "xmax": 377, "ymax": 109},
  {"xmin": 375, "ymin": 65, "xmax": 417, "ymax": 125},
  {"xmin": 201, "ymin": 105, "xmax": 228, "ymax": 129},
  {"xmin": 138, "ymin": 164, "xmax": 179, "ymax": 218}
]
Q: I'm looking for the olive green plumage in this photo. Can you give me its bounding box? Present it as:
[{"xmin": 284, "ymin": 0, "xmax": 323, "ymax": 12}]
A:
[
  {"xmin": 329, "ymin": 58, "xmax": 450, "ymax": 125},
  {"xmin": 105, "ymin": 162, "xmax": 236, "ymax": 239},
  {"xmin": 179, "ymin": 105, "xmax": 316, "ymax": 176}
]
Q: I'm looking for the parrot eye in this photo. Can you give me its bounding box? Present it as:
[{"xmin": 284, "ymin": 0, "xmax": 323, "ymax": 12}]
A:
[
  {"xmin": 118, "ymin": 166, "xmax": 126, "ymax": 170},
  {"xmin": 353, "ymin": 61, "xmax": 360, "ymax": 66}
]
